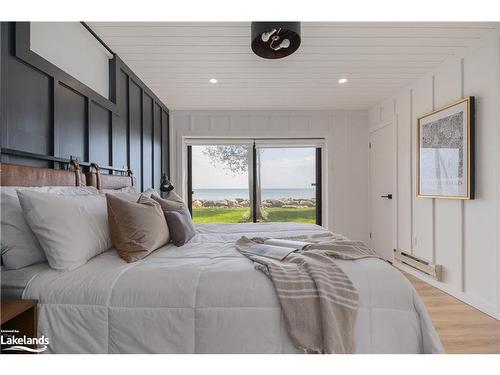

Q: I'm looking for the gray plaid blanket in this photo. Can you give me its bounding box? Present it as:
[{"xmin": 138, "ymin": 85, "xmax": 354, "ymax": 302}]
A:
[{"xmin": 236, "ymin": 233, "xmax": 382, "ymax": 354}]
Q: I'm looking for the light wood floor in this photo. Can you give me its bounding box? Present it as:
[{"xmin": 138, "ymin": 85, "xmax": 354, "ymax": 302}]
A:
[{"xmin": 404, "ymin": 272, "xmax": 500, "ymax": 354}]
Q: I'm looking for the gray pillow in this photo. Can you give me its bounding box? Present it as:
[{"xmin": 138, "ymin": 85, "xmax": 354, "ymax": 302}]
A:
[
  {"xmin": 165, "ymin": 206, "xmax": 197, "ymax": 246},
  {"xmin": 151, "ymin": 194, "xmax": 196, "ymax": 246}
]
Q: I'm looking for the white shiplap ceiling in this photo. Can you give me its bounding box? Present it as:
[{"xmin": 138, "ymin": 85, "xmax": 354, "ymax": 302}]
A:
[{"xmin": 88, "ymin": 22, "xmax": 497, "ymax": 110}]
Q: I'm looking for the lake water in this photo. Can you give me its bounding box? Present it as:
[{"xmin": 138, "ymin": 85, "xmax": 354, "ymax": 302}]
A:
[{"xmin": 193, "ymin": 188, "xmax": 315, "ymax": 200}]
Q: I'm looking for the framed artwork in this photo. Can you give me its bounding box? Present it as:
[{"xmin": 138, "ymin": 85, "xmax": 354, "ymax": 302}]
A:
[{"xmin": 417, "ymin": 96, "xmax": 474, "ymax": 199}]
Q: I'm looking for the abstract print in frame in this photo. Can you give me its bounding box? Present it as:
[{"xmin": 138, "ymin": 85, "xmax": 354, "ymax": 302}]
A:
[{"xmin": 417, "ymin": 96, "xmax": 474, "ymax": 199}]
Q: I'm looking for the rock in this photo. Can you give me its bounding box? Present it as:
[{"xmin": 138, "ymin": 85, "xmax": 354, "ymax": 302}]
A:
[
  {"xmin": 261, "ymin": 200, "xmax": 272, "ymax": 208},
  {"xmin": 265, "ymin": 199, "xmax": 284, "ymax": 208},
  {"xmin": 299, "ymin": 200, "xmax": 315, "ymax": 207},
  {"xmin": 214, "ymin": 200, "xmax": 228, "ymax": 207},
  {"xmin": 194, "ymin": 197, "xmax": 314, "ymax": 209},
  {"xmin": 226, "ymin": 199, "xmax": 240, "ymax": 208},
  {"xmin": 203, "ymin": 200, "xmax": 216, "ymax": 207},
  {"xmin": 282, "ymin": 204, "xmax": 303, "ymax": 209}
]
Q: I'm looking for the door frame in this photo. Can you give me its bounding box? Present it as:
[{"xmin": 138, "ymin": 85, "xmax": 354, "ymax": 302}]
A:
[
  {"xmin": 368, "ymin": 118, "xmax": 398, "ymax": 260},
  {"xmin": 315, "ymin": 147, "xmax": 323, "ymax": 226},
  {"xmin": 186, "ymin": 145, "xmax": 193, "ymax": 216}
]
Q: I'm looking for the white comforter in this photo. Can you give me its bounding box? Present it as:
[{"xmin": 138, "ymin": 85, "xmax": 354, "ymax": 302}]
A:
[{"xmin": 21, "ymin": 223, "xmax": 443, "ymax": 354}]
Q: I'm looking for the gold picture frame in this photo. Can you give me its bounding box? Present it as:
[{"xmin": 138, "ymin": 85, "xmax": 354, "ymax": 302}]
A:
[{"xmin": 416, "ymin": 96, "xmax": 474, "ymax": 199}]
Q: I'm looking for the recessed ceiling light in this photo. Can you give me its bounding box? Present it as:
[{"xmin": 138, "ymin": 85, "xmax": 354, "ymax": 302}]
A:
[
  {"xmin": 209, "ymin": 78, "xmax": 218, "ymax": 84},
  {"xmin": 338, "ymin": 78, "xmax": 348, "ymax": 84}
]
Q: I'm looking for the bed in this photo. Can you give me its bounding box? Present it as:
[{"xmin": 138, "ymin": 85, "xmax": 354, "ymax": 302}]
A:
[{"xmin": 0, "ymin": 163, "xmax": 443, "ymax": 354}]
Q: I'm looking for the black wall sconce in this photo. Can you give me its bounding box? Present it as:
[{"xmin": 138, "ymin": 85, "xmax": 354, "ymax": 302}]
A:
[{"xmin": 160, "ymin": 174, "xmax": 174, "ymax": 193}]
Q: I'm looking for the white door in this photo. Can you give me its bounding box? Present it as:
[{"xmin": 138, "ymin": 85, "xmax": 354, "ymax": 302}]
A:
[{"xmin": 369, "ymin": 123, "xmax": 395, "ymax": 260}]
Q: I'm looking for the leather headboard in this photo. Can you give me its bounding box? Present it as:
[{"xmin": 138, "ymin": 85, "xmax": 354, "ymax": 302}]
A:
[
  {"xmin": 85, "ymin": 164, "xmax": 135, "ymax": 190},
  {"xmin": 0, "ymin": 162, "xmax": 86, "ymax": 187}
]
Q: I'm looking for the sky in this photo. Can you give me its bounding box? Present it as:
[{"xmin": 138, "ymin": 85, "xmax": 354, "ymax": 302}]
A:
[{"xmin": 192, "ymin": 145, "xmax": 316, "ymax": 189}]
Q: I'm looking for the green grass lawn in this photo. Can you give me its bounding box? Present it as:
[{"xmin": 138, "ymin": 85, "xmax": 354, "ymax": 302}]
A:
[{"xmin": 192, "ymin": 207, "xmax": 316, "ymax": 224}]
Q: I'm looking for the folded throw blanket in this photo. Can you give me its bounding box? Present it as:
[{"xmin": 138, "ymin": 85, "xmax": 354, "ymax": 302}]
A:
[{"xmin": 236, "ymin": 233, "xmax": 382, "ymax": 354}]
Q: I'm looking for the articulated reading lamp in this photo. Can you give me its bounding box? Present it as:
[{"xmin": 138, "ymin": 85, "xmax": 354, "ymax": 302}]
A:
[{"xmin": 160, "ymin": 174, "xmax": 174, "ymax": 194}]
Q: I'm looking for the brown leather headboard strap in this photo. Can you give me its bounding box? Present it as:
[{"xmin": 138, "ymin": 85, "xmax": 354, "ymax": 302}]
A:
[
  {"xmin": 0, "ymin": 162, "xmax": 86, "ymax": 187},
  {"xmin": 127, "ymin": 168, "xmax": 135, "ymax": 187},
  {"xmin": 69, "ymin": 159, "xmax": 82, "ymax": 187},
  {"xmin": 85, "ymin": 163, "xmax": 136, "ymax": 190},
  {"xmin": 89, "ymin": 163, "xmax": 102, "ymax": 189}
]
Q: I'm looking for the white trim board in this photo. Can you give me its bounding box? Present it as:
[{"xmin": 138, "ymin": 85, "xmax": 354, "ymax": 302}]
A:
[{"xmin": 394, "ymin": 261, "xmax": 500, "ymax": 321}]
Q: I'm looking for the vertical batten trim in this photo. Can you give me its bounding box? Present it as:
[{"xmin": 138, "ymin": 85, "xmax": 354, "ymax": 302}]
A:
[
  {"xmin": 151, "ymin": 99, "xmax": 154, "ymax": 188},
  {"xmin": 460, "ymin": 57, "xmax": 466, "ymax": 293},
  {"xmin": 394, "ymin": 106, "xmax": 399, "ymax": 255},
  {"xmin": 108, "ymin": 110, "xmax": 113, "ymax": 171},
  {"xmin": 410, "ymin": 88, "xmax": 414, "ymax": 254},
  {"xmin": 140, "ymin": 88, "xmax": 144, "ymax": 192},
  {"xmin": 497, "ymin": 35, "xmax": 500, "ymax": 307},
  {"xmin": 461, "ymin": 200, "xmax": 466, "ymax": 292},
  {"xmin": 166, "ymin": 112, "xmax": 171, "ymax": 178},
  {"xmin": 431, "ymin": 75, "xmax": 437, "ymax": 264},
  {"xmin": 126, "ymin": 76, "xmax": 131, "ymax": 171},
  {"xmin": 160, "ymin": 110, "xmax": 164, "ymax": 177},
  {"xmin": 0, "ymin": 24, "xmax": 5, "ymax": 161},
  {"xmin": 52, "ymin": 79, "xmax": 59, "ymax": 162},
  {"xmin": 85, "ymin": 98, "xmax": 91, "ymax": 163},
  {"xmin": 328, "ymin": 112, "xmax": 336, "ymax": 233}
]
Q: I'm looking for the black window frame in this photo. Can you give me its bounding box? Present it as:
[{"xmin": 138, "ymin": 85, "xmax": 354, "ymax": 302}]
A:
[{"xmin": 187, "ymin": 142, "xmax": 323, "ymax": 225}]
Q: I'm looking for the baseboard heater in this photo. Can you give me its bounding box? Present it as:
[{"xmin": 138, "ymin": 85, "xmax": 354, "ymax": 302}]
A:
[{"xmin": 393, "ymin": 249, "xmax": 443, "ymax": 281}]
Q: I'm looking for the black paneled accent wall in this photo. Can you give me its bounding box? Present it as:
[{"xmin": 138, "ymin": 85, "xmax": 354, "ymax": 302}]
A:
[{"xmin": 0, "ymin": 22, "xmax": 170, "ymax": 191}]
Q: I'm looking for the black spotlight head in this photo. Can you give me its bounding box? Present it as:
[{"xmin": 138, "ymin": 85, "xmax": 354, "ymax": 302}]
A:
[
  {"xmin": 251, "ymin": 22, "xmax": 301, "ymax": 59},
  {"xmin": 160, "ymin": 174, "xmax": 174, "ymax": 193}
]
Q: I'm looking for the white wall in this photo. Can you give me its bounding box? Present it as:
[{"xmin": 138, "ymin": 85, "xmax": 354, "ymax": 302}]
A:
[
  {"xmin": 30, "ymin": 22, "xmax": 112, "ymax": 98},
  {"xmin": 368, "ymin": 34, "xmax": 500, "ymax": 319},
  {"xmin": 171, "ymin": 110, "xmax": 369, "ymax": 242}
]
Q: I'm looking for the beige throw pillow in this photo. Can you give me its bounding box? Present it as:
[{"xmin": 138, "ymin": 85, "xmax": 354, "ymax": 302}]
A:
[{"xmin": 106, "ymin": 193, "xmax": 170, "ymax": 262}]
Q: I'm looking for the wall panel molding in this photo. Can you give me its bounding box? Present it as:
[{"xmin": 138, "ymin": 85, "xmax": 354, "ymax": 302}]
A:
[
  {"xmin": 1, "ymin": 22, "xmax": 170, "ymax": 190},
  {"xmin": 14, "ymin": 22, "xmax": 116, "ymax": 114},
  {"xmin": 368, "ymin": 36, "xmax": 500, "ymax": 319}
]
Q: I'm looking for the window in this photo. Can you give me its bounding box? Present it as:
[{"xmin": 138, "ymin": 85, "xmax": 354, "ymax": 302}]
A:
[
  {"xmin": 187, "ymin": 139, "xmax": 323, "ymax": 225},
  {"xmin": 189, "ymin": 143, "xmax": 252, "ymax": 224}
]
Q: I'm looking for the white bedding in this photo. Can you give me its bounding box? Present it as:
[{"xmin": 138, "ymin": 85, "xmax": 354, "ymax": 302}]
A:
[{"xmin": 6, "ymin": 223, "xmax": 443, "ymax": 353}]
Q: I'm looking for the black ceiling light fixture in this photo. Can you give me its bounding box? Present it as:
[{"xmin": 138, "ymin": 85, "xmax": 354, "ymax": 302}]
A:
[{"xmin": 251, "ymin": 22, "xmax": 301, "ymax": 59}]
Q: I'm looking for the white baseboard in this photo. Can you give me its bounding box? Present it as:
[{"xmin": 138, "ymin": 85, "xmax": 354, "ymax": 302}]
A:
[{"xmin": 394, "ymin": 261, "xmax": 500, "ymax": 321}]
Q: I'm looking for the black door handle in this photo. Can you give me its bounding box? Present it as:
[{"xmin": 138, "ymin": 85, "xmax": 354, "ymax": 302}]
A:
[{"xmin": 381, "ymin": 194, "xmax": 393, "ymax": 199}]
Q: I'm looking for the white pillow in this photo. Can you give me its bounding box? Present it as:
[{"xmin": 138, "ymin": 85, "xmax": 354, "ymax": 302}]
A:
[
  {"xmin": 1, "ymin": 186, "xmax": 98, "ymax": 270},
  {"xmin": 17, "ymin": 190, "xmax": 112, "ymax": 271}
]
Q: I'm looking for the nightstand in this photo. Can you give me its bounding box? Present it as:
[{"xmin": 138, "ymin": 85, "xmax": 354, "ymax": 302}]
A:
[{"xmin": 1, "ymin": 299, "xmax": 38, "ymax": 354}]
